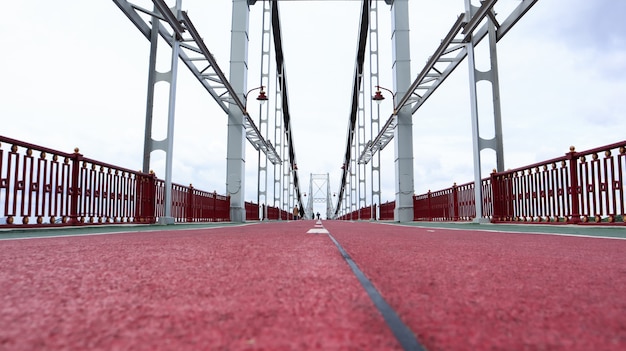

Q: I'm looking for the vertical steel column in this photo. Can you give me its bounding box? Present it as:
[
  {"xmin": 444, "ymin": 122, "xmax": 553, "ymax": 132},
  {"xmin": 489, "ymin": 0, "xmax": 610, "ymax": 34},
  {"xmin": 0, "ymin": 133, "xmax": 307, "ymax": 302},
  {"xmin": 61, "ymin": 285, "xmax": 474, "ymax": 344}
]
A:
[
  {"xmin": 142, "ymin": 7, "xmax": 159, "ymax": 174},
  {"xmin": 369, "ymin": 0, "xmax": 381, "ymax": 220},
  {"xmin": 326, "ymin": 173, "xmax": 332, "ymax": 219},
  {"xmin": 227, "ymin": 0, "xmax": 250, "ymax": 222},
  {"xmin": 282, "ymin": 134, "xmax": 290, "ymax": 215},
  {"xmin": 340, "ymin": 168, "xmax": 345, "ymax": 219},
  {"xmin": 257, "ymin": 0, "xmax": 272, "ymax": 220},
  {"xmin": 306, "ymin": 172, "xmax": 313, "ymax": 218},
  {"xmin": 488, "ymin": 19, "xmax": 505, "ymax": 172},
  {"xmin": 282, "ymin": 130, "xmax": 291, "ymax": 215},
  {"xmin": 351, "ymin": 110, "xmax": 358, "ymax": 218},
  {"xmin": 141, "ymin": 0, "xmax": 182, "ymax": 224},
  {"xmin": 390, "ymin": 0, "xmax": 414, "ymax": 222},
  {"xmin": 465, "ymin": 1, "xmax": 482, "ymax": 221},
  {"xmin": 283, "ymin": 158, "xmax": 295, "ymax": 216},
  {"xmin": 464, "ymin": 0, "xmax": 505, "ymax": 223},
  {"xmin": 161, "ymin": 0, "xmax": 182, "ymax": 224},
  {"xmin": 344, "ymin": 179, "xmax": 349, "ymax": 219},
  {"xmin": 357, "ymin": 71, "xmax": 366, "ymax": 218},
  {"xmin": 273, "ymin": 68, "xmax": 284, "ymax": 218}
]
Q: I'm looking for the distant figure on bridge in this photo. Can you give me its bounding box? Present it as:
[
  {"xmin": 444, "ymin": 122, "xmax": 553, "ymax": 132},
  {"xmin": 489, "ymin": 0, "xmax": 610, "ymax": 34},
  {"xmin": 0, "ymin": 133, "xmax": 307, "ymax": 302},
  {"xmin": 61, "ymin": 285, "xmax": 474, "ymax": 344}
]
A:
[
  {"xmin": 316, "ymin": 212, "xmax": 321, "ymax": 220},
  {"xmin": 293, "ymin": 205, "xmax": 299, "ymax": 220}
]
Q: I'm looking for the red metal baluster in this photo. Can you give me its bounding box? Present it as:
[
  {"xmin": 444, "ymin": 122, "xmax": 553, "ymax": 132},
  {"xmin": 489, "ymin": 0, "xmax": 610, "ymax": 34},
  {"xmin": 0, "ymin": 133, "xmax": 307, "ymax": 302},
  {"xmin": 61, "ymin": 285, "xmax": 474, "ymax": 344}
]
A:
[
  {"xmin": 567, "ymin": 147, "xmax": 581, "ymax": 224},
  {"xmin": 186, "ymin": 184, "xmax": 194, "ymax": 223},
  {"xmin": 68, "ymin": 149, "xmax": 82, "ymax": 225}
]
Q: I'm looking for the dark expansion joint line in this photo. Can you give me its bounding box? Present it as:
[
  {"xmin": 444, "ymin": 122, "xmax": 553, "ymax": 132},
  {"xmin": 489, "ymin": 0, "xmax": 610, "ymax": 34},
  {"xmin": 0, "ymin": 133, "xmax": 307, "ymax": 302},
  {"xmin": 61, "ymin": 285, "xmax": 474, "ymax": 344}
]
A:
[{"xmin": 327, "ymin": 232, "xmax": 427, "ymax": 351}]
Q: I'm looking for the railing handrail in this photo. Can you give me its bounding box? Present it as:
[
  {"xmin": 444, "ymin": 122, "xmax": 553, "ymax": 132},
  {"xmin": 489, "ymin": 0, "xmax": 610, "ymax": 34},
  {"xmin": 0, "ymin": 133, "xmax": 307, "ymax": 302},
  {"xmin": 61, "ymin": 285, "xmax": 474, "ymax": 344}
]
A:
[
  {"xmin": 493, "ymin": 141, "xmax": 626, "ymax": 177},
  {"xmin": 1, "ymin": 135, "xmax": 75, "ymax": 159}
]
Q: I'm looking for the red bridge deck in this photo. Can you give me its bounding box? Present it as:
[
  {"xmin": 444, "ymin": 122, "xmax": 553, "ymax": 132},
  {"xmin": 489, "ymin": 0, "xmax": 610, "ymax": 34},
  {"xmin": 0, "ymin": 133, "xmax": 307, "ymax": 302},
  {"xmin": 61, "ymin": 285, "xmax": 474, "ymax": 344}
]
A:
[{"xmin": 1, "ymin": 221, "xmax": 624, "ymax": 350}]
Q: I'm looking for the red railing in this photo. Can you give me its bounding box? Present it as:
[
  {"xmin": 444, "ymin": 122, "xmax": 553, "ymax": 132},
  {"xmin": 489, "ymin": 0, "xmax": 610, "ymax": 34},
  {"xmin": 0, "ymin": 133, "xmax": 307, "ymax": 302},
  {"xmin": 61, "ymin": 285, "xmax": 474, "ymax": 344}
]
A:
[
  {"xmin": 413, "ymin": 179, "xmax": 492, "ymax": 221},
  {"xmin": 1, "ymin": 136, "xmax": 232, "ymax": 227},
  {"xmin": 415, "ymin": 141, "xmax": 625, "ymax": 225},
  {"xmin": 266, "ymin": 205, "xmax": 279, "ymax": 220},
  {"xmin": 154, "ymin": 182, "xmax": 230, "ymax": 222},
  {"xmin": 303, "ymin": 142, "xmax": 625, "ymax": 225},
  {"xmin": 379, "ymin": 201, "xmax": 395, "ymax": 220},
  {"xmin": 245, "ymin": 201, "xmax": 260, "ymax": 221},
  {"xmin": 264, "ymin": 204, "xmax": 293, "ymax": 220},
  {"xmin": 491, "ymin": 142, "xmax": 625, "ymax": 225},
  {"xmin": 337, "ymin": 204, "xmax": 377, "ymax": 221},
  {"xmin": 338, "ymin": 201, "xmax": 393, "ymax": 221}
]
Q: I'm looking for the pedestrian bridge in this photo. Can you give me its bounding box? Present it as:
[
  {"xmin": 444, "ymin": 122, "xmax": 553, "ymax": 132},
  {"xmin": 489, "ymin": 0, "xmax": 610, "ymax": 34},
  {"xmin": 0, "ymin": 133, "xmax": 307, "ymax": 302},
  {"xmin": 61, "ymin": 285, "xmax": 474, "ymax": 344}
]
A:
[
  {"xmin": 105, "ymin": 0, "xmax": 536, "ymax": 223},
  {"xmin": 1, "ymin": 3, "xmax": 625, "ymax": 349},
  {"xmin": 1, "ymin": 0, "xmax": 625, "ymax": 227}
]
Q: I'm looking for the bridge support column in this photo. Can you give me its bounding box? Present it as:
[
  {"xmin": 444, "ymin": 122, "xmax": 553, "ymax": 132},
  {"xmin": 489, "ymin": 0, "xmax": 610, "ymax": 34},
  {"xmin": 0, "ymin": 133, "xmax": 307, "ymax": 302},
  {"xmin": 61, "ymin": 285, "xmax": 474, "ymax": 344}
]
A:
[
  {"xmin": 227, "ymin": 0, "xmax": 251, "ymax": 223},
  {"xmin": 142, "ymin": 0, "xmax": 182, "ymax": 225},
  {"xmin": 465, "ymin": 0, "xmax": 505, "ymax": 223},
  {"xmin": 390, "ymin": 0, "xmax": 414, "ymax": 222}
]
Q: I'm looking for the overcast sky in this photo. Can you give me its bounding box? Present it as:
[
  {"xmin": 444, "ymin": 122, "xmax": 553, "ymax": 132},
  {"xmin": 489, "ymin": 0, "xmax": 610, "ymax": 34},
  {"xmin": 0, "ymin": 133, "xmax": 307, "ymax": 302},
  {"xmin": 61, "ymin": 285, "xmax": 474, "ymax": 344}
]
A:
[{"xmin": 1, "ymin": 0, "xmax": 625, "ymax": 215}]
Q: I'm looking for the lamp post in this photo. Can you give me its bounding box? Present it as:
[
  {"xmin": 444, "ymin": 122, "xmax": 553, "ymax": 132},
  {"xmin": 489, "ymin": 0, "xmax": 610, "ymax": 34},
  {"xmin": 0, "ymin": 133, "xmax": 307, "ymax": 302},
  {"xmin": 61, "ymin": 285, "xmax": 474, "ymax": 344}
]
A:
[
  {"xmin": 244, "ymin": 86, "xmax": 268, "ymax": 113},
  {"xmin": 244, "ymin": 85, "xmax": 268, "ymax": 222},
  {"xmin": 372, "ymin": 85, "xmax": 397, "ymax": 114}
]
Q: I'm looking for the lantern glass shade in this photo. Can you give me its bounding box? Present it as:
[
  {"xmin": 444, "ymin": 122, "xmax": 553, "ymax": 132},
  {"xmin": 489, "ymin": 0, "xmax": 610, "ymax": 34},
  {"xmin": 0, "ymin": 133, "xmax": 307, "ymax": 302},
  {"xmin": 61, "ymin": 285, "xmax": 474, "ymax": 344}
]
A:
[
  {"xmin": 256, "ymin": 90, "xmax": 268, "ymax": 104},
  {"xmin": 372, "ymin": 90, "xmax": 385, "ymax": 104}
]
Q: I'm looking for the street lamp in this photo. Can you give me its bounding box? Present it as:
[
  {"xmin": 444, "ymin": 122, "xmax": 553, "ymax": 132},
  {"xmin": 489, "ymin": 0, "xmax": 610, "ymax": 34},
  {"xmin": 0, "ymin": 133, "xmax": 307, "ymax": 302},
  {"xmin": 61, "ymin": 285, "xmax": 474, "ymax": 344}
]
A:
[
  {"xmin": 372, "ymin": 85, "xmax": 397, "ymax": 114},
  {"xmin": 244, "ymin": 86, "xmax": 268, "ymax": 112}
]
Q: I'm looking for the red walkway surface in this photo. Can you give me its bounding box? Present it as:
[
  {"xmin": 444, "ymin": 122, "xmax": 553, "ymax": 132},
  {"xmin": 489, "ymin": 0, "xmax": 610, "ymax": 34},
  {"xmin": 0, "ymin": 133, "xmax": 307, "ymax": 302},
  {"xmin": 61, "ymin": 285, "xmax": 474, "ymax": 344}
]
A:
[
  {"xmin": 324, "ymin": 221, "xmax": 626, "ymax": 350},
  {"xmin": 1, "ymin": 221, "xmax": 625, "ymax": 350}
]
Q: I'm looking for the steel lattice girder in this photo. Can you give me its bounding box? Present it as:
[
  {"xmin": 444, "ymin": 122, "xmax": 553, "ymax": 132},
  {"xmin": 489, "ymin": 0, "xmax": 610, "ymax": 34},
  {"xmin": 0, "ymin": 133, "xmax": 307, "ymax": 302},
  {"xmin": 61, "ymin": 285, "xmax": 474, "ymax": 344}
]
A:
[
  {"xmin": 358, "ymin": 0, "xmax": 539, "ymax": 165},
  {"xmin": 112, "ymin": 0, "xmax": 282, "ymax": 165}
]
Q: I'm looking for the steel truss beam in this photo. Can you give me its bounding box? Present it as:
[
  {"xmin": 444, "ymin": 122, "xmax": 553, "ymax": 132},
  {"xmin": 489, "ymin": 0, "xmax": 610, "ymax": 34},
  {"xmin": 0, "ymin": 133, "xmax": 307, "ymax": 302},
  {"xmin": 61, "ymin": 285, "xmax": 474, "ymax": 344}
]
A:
[
  {"xmin": 358, "ymin": 0, "xmax": 538, "ymax": 165},
  {"xmin": 113, "ymin": 0, "xmax": 281, "ymax": 165}
]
